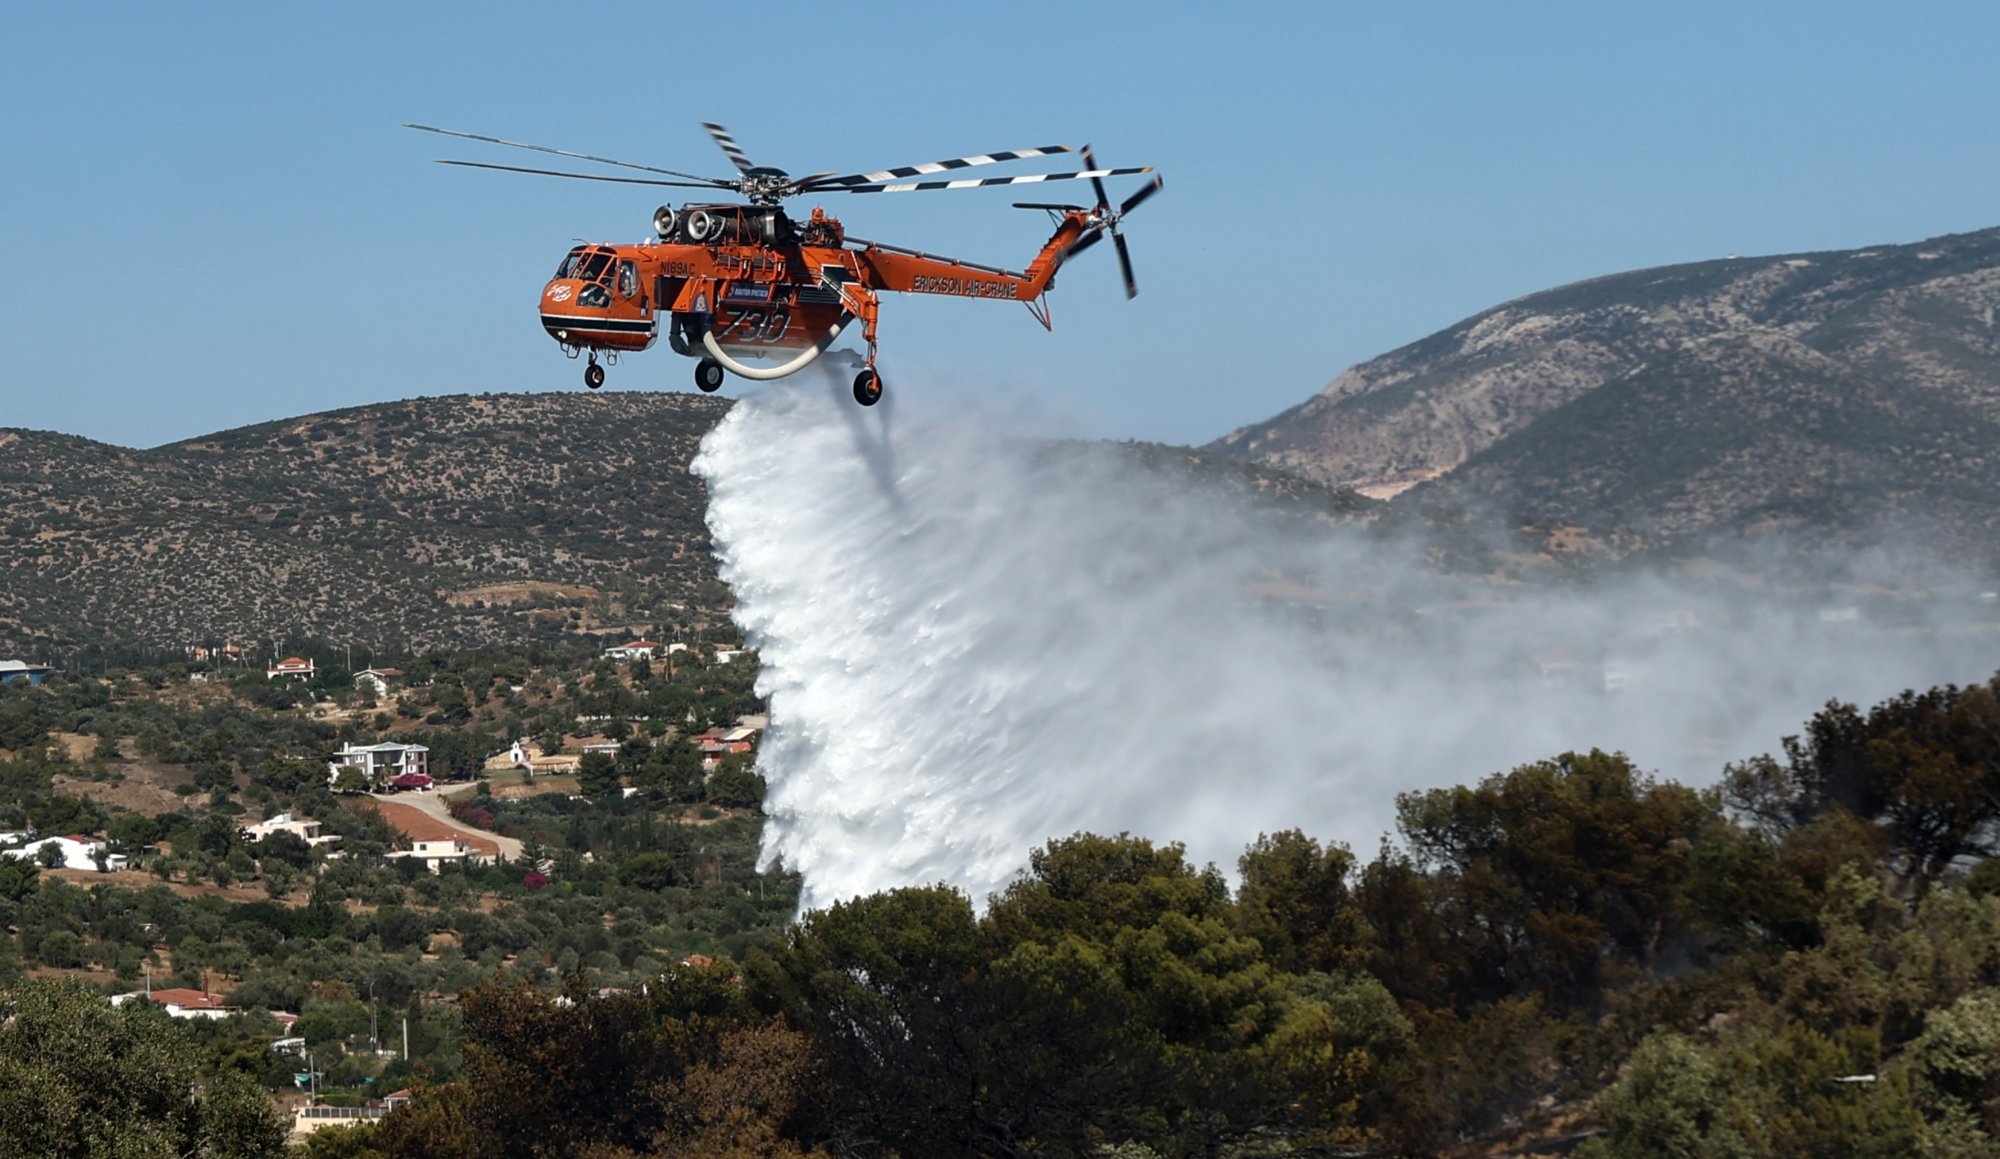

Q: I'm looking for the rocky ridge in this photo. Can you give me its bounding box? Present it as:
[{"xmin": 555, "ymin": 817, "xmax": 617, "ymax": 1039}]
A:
[{"xmin": 1213, "ymin": 226, "xmax": 2000, "ymax": 563}]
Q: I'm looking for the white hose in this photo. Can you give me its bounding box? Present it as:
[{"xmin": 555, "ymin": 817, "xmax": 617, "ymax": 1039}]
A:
[{"xmin": 699, "ymin": 312, "xmax": 855, "ymax": 381}]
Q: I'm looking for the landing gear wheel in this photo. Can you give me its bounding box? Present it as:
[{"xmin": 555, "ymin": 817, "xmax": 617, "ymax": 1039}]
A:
[
  {"xmin": 694, "ymin": 358, "xmax": 725, "ymax": 393},
  {"xmin": 584, "ymin": 361, "xmax": 605, "ymax": 390},
  {"xmin": 853, "ymin": 368, "xmax": 882, "ymax": 407}
]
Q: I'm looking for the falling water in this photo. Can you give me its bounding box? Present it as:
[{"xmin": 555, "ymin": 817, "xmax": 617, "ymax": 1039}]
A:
[{"xmin": 694, "ymin": 380, "xmax": 1999, "ymax": 912}]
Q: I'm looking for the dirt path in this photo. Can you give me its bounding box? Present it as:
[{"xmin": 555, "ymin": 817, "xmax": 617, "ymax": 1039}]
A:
[{"xmin": 365, "ymin": 791, "xmax": 523, "ymax": 861}]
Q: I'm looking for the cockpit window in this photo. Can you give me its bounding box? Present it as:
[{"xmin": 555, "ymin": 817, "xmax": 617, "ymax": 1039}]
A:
[
  {"xmin": 618, "ymin": 260, "xmax": 638, "ymax": 299},
  {"xmin": 578, "ymin": 251, "xmax": 613, "ymax": 282},
  {"xmin": 554, "ymin": 247, "xmax": 585, "ymax": 279}
]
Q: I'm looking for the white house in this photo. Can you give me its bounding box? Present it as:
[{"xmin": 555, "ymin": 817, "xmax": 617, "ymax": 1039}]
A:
[
  {"xmin": 352, "ymin": 668, "xmax": 405, "ymax": 697},
  {"xmin": 712, "ymin": 648, "xmax": 750, "ymax": 665},
  {"xmin": 602, "ymin": 639, "xmax": 662, "ymax": 661},
  {"xmin": 0, "ymin": 834, "xmax": 124, "ymax": 871},
  {"xmin": 327, "ymin": 742, "xmax": 430, "ymax": 788},
  {"xmin": 386, "ymin": 837, "xmax": 482, "ymax": 873},
  {"xmin": 242, "ymin": 813, "xmax": 342, "ymax": 849}
]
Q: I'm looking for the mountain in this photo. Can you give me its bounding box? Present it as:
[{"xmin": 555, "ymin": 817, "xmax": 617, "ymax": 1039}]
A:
[
  {"xmin": 1211, "ymin": 225, "xmax": 2000, "ymax": 563},
  {"xmin": 0, "ymin": 393, "xmax": 729, "ymax": 654}
]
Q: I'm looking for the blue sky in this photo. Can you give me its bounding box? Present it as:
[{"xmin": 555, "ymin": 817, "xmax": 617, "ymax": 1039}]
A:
[{"xmin": 4, "ymin": 2, "xmax": 1998, "ymax": 447}]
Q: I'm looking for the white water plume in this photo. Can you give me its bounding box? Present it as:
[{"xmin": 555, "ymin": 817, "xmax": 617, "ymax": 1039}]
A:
[{"xmin": 694, "ymin": 380, "xmax": 2000, "ymax": 912}]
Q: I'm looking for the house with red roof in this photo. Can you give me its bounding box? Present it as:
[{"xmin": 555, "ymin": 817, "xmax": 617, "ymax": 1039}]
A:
[
  {"xmin": 110, "ymin": 986, "xmax": 238, "ymax": 1020},
  {"xmin": 267, "ymin": 656, "xmax": 316, "ymax": 681}
]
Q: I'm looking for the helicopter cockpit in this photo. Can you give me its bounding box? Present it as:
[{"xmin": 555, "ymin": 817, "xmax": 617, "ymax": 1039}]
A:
[{"xmin": 550, "ymin": 246, "xmax": 639, "ymax": 309}]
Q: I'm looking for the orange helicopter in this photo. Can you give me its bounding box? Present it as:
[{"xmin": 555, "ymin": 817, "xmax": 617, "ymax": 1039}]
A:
[{"xmin": 409, "ymin": 122, "xmax": 1163, "ymax": 405}]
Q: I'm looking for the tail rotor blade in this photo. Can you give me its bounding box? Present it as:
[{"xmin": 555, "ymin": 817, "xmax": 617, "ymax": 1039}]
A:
[
  {"xmin": 1065, "ymin": 227, "xmax": 1107, "ymax": 259},
  {"xmin": 1120, "ymin": 175, "xmax": 1164, "ymax": 217},
  {"xmin": 1113, "ymin": 231, "xmax": 1138, "ymax": 299}
]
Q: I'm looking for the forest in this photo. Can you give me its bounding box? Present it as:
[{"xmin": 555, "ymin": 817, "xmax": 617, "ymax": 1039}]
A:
[{"xmin": 6, "ymin": 649, "xmax": 2000, "ymax": 1156}]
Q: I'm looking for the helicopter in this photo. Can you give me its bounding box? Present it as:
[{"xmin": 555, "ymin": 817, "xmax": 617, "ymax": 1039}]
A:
[{"xmin": 408, "ymin": 121, "xmax": 1163, "ymax": 406}]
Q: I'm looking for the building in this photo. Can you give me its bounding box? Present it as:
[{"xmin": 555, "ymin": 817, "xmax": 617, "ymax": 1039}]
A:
[
  {"xmin": 0, "ymin": 834, "xmax": 124, "ymax": 871},
  {"xmin": 327, "ymin": 742, "xmax": 430, "ymax": 789},
  {"xmin": 497, "ymin": 739, "xmax": 580, "ymax": 775},
  {"xmin": 603, "ymin": 639, "xmax": 662, "ymax": 661},
  {"xmin": 109, "ymin": 986, "xmax": 237, "ymax": 1020},
  {"xmin": 242, "ymin": 813, "xmax": 342, "ymax": 849},
  {"xmin": 267, "ymin": 656, "xmax": 316, "ymax": 681},
  {"xmin": 697, "ymin": 727, "xmax": 756, "ymax": 769},
  {"xmin": 352, "ymin": 667, "xmax": 405, "ymax": 697},
  {"xmin": 712, "ymin": 648, "xmax": 750, "ymax": 665},
  {"xmin": 0, "ymin": 660, "xmax": 53, "ymax": 686},
  {"xmin": 386, "ymin": 837, "xmax": 483, "ymax": 873},
  {"xmin": 291, "ymin": 1105, "xmax": 387, "ymax": 1139}
]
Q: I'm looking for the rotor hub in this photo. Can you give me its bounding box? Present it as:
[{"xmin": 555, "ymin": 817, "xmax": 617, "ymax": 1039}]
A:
[{"xmin": 741, "ymin": 167, "xmax": 792, "ymax": 206}]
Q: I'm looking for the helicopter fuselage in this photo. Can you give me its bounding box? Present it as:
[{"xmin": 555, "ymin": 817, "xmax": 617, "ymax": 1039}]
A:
[{"xmin": 539, "ymin": 204, "xmax": 1088, "ymax": 382}]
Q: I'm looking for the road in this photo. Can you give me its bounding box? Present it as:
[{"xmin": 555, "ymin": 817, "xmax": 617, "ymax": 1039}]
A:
[{"xmin": 367, "ymin": 789, "xmax": 524, "ymax": 862}]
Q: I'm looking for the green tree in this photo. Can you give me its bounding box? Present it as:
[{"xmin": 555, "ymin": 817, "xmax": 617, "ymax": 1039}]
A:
[
  {"xmin": 1382, "ymin": 750, "xmax": 1712, "ymax": 1012},
  {"xmin": 0, "ymin": 977, "xmax": 289, "ymax": 1158},
  {"xmin": 618, "ymin": 851, "xmax": 677, "ymax": 892},
  {"xmin": 255, "ymin": 829, "xmax": 312, "ymax": 872},
  {"xmin": 1725, "ymin": 679, "xmax": 2000, "ymax": 893},
  {"xmin": 706, "ymin": 759, "xmax": 765, "ymax": 810},
  {"xmin": 749, "ymin": 885, "xmax": 988, "ymax": 1157},
  {"xmin": 1579, "ymin": 1032, "xmax": 1753, "ymax": 1159},
  {"xmin": 577, "ymin": 751, "xmax": 620, "ymax": 798},
  {"xmin": 1235, "ymin": 828, "xmax": 1364, "ymax": 974},
  {"xmin": 0, "ymin": 858, "xmax": 38, "ymax": 903},
  {"xmin": 32, "ymin": 795, "xmax": 102, "ymax": 839}
]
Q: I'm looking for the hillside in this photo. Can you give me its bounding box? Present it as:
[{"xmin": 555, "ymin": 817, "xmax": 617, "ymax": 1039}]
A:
[
  {"xmin": 1211, "ymin": 225, "xmax": 2000, "ymax": 563},
  {"xmin": 0, "ymin": 392, "xmax": 729, "ymax": 653},
  {"xmin": 0, "ymin": 393, "xmax": 1377, "ymax": 654}
]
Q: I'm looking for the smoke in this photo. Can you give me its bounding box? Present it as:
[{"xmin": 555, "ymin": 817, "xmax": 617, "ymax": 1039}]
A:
[{"xmin": 694, "ymin": 379, "xmax": 2000, "ymax": 913}]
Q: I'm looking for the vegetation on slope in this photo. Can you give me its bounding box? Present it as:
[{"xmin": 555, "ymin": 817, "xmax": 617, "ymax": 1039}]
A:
[
  {"xmin": 10, "ymin": 651, "xmax": 2000, "ymax": 1155},
  {"xmin": 0, "ymin": 392, "xmax": 730, "ymax": 653}
]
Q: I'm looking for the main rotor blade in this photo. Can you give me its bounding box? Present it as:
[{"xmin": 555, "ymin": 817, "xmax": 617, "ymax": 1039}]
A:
[
  {"xmin": 1081, "ymin": 145, "xmax": 1112, "ymax": 212},
  {"xmin": 1120, "ymin": 175, "xmax": 1165, "ymax": 216},
  {"xmin": 801, "ymin": 145, "xmax": 1073, "ymax": 191},
  {"xmin": 841, "ymin": 166, "xmax": 1153, "ymax": 194},
  {"xmin": 702, "ymin": 122, "xmax": 757, "ymax": 174},
  {"xmin": 1113, "ymin": 230, "xmax": 1138, "ymax": 299},
  {"xmin": 434, "ymin": 160, "xmax": 728, "ymax": 189},
  {"xmin": 405, "ymin": 123, "xmax": 725, "ymax": 184},
  {"xmin": 1013, "ymin": 202, "xmax": 1088, "ymax": 211}
]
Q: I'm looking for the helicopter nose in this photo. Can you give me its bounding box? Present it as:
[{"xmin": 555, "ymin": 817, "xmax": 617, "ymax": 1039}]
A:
[{"xmin": 542, "ymin": 279, "xmax": 583, "ymax": 307}]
